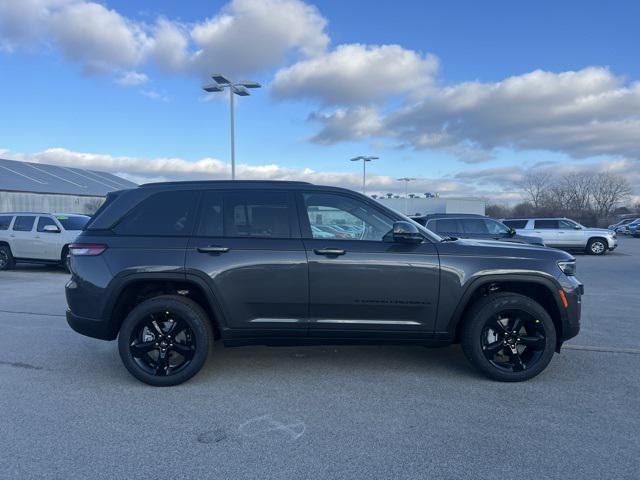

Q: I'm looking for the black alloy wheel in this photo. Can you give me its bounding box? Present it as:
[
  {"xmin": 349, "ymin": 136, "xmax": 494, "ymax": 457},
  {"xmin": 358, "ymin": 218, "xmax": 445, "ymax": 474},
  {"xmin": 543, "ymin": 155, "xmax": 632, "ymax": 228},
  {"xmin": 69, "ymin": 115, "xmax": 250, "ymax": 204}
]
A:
[
  {"xmin": 118, "ymin": 295, "xmax": 212, "ymax": 386},
  {"xmin": 129, "ymin": 311, "xmax": 196, "ymax": 377},
  {"xmin": 461, "ymin": 293, "xmax": 556, "ymax": 382},
  {"xmin": 480, "ymin": 310, "xmax": 546, "ymax": 373}
]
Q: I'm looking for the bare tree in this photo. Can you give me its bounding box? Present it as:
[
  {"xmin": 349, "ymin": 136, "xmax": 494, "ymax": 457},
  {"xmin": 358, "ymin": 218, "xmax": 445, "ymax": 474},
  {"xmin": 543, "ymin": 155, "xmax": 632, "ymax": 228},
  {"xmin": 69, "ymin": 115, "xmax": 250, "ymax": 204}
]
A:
[
  {"xmin": 521, "ymin": 171, "xmax": 553, "ymax": 209},
  {"xmin": 590, "ymin": 172, "xmax": 632, "ymax": 218}
]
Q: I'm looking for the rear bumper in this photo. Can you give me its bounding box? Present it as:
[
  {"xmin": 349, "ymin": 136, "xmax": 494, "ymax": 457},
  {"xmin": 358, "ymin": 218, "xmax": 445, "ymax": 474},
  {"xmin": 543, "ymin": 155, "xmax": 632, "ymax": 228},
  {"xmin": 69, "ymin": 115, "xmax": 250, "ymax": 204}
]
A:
[{"xmin": 66, "ymin": 310, "xmax": 114, "ymax": 341}]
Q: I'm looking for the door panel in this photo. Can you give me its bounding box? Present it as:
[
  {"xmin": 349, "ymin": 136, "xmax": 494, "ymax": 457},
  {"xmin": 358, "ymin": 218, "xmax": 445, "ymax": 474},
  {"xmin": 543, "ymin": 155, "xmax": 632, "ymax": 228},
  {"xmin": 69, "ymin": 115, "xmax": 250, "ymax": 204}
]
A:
[
  {"xmin": 10, "ymin": 216, "xmax": 38, "ymax": 258},
  {"xmin": 304, "ymin": 239, "xmax": 440, "ymax": 336},
  {"xmin": 186, "ymin": 237, "xmax": 308, "ymax": 335},
  {"xmin": 186, "ymin": 189, "xmax": 308, "ymax": 337},
  {"xmin": 34, "ymin": 216, "xmax": 62, "ymax": 260},
  {"xmin": 298, "ymin": 191, "xmax": 440, "ymax": 338}
]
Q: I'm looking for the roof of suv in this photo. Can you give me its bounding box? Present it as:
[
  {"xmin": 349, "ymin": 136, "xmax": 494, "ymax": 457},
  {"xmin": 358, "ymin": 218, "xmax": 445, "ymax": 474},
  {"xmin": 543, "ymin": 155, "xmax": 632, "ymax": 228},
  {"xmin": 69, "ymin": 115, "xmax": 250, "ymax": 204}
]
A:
[
  {"xmin": 139, "ymin": 180, "xmax": 311, "ymax": 188},
  {"xmin": 412, "ymin": 213, "xmax": 487, "ymax": 220}
]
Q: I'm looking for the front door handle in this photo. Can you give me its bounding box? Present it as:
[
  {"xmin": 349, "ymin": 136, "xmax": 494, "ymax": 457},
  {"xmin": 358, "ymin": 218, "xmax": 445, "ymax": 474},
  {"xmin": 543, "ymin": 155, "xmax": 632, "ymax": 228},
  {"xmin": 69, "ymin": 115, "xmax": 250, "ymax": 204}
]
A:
[
  {"xmin": 197, "ymin": 246, "xmax": 230, "ymax": 254},
  {"xmin": 314, "ymin": 248, "xmax": 346, "ymax": 256}
]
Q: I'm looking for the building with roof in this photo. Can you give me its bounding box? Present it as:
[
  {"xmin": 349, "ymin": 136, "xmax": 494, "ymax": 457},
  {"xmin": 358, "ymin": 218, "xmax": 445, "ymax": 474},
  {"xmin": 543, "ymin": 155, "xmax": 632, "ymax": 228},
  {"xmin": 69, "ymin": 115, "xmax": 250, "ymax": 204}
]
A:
[
  {"xmin": 375, "ymin": 196, "xmax": 485, "ymax": 216},
  {"xmin": 0, "ymin": 158, "xmax": 137, "ymax": 214}
]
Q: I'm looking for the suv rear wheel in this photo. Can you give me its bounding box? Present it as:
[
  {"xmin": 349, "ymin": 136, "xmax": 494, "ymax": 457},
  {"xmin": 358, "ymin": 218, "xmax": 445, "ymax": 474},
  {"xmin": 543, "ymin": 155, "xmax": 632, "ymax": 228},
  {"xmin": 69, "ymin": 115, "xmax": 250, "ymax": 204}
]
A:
[
  {"xmin": 118, "ymin": 295, "xmax": 213, "ymax": 386},
  {"xmin": 461, "ymin": 292, "xmax": 556, "ymax": 382},
  {"xmin": 0, "ymin": 245, "xmax": 15, "ymax": 270},
  {"xmin": 586, "ymin": 238, "xmax": 607, "ymax": 255}
]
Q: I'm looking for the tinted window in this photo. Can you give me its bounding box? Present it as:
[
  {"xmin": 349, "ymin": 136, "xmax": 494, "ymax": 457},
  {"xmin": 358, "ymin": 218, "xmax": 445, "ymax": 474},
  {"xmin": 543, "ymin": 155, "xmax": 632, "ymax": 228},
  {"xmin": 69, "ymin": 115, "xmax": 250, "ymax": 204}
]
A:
[
  {"xmin": 0, "ymin": 215, "xmax": 13, "ymax": 230},
  {"xmin": 503, "ymin": 220, "xmax": 528, "ymax": 229},
  {"xmin": 485, "ymin": 219, "xmax": 510, "ymax": 235},
  {"xmin": 13, "ymin": 216, "xmax": 35, "ymax": 232},
  {"xmin": 534, "ymin": 220, "xmax": 559, "ymax": 229},
  {"xmin": 461, "ymin": 219, "xmax": 489, "ymax": 234},
  {"xmin": 304, "ymin": 193, "xmax": 393, "ymax": 241},
  {"xmin": 37, "ymin": 217, "xmax": 58, "ymax": 232},
  {"xmin": 429, "ymin": 218, "xmax": 461, "ymax": 234},
  {"xmin": 559, "ymin": 219, "xmax": 579, "ymax": 229},
  {"xmin": 115, "ymin": 190, "xmax": 198, "ymax": 236},
  {"xmin": 223, "ymin": 191, "xmax": 291, "ymax": 238},
  {"xmin": 56, "ymin": 215, "xmax": 89, "ymax": 230},
  {"xmin": 197, "ymin": 191, "xmax": 223, "ymax": 236}
]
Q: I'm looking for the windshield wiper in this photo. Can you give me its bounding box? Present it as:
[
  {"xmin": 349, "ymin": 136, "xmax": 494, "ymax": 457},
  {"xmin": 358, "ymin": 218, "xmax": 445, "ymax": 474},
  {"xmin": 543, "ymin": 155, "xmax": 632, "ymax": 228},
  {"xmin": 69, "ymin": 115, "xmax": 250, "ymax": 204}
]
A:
[{"xmin": 440, "ymin": 236, "xmax": 458, "ymax": 242}]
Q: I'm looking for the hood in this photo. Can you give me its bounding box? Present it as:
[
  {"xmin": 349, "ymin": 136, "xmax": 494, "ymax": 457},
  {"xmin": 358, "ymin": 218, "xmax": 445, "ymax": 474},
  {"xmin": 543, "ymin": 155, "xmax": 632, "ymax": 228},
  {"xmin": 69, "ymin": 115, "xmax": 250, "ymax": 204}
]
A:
[
  {"xmin": 585, "ymin": 227, "xmax": 613, "ymax": 234},
  {"xmin": 442, "ymin": 237, "xmax": 574, "ymax": 261}
]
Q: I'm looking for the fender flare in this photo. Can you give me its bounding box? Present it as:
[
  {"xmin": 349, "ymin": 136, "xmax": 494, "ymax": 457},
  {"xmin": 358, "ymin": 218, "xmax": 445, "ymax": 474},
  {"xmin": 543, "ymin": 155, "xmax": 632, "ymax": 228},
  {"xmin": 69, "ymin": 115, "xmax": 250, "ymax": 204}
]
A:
[
  {"xmin": 444, "ymin": 272, "xmax": 567, "ymax": 339},
  {"xmin": 101, "ymin": 271, "xmax": 228, "ymax": 339}
]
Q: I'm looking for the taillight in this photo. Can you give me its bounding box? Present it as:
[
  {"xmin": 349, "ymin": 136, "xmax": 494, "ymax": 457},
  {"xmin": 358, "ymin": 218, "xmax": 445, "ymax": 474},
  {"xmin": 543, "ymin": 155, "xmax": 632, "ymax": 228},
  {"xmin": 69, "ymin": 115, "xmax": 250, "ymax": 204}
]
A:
[{"xmin": 68, "ymin": 244, "xmax": 108, "ymax": 256}]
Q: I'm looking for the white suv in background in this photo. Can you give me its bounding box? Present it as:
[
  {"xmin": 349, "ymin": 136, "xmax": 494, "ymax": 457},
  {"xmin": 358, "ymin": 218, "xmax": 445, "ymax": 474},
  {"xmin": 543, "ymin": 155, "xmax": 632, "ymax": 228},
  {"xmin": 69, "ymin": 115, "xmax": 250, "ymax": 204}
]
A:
[
  {"xmin": 0, "ymin": 213, "xmax": 90, "ymax": 270},
  {"xmin": 501, "ymin": 217, "xmax": 617, "ymax": 255}
]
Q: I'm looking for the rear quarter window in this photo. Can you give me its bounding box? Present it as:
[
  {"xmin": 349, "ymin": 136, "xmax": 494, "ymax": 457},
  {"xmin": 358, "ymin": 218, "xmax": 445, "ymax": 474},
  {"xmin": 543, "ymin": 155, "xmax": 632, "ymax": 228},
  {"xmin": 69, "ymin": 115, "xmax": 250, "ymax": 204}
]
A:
[
  {"xmin": 114, "ymin": 190, "xmax": 199, "ymax": 236},
  {"xmin": 503, "ymin": 220, "xmax": 528, "ymax": 229}
]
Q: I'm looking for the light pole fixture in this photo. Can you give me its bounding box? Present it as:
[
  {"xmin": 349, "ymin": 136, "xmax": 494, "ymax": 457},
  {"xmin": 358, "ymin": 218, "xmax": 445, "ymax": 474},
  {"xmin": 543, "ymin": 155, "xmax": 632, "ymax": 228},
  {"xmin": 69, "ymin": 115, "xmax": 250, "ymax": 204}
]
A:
[
  {"xmin": 397, "ymin": 177, "xmax": 417, "ymax": 214},
  {"xmin": 202, "ymin": 74, "xmax": 261, "ymax": 180},
  {"xmin": 350, "ymin": 155, "xmax": 378, "ymax": 194}
]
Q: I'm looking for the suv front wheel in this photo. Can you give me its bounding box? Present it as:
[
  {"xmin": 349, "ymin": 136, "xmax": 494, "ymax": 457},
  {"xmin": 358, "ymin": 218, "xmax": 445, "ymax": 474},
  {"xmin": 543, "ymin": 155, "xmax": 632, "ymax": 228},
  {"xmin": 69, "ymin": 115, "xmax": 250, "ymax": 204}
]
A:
[
  {"xmin": 586, "ymin": 238, "xmax": 607, "ymax": 255},
  {"xmin": 461, "ymin": 293, "xmax": 556, "ymax": 382},
  {"xmin": 118, "ymin": 295, "xmax": 213, "ymax": 386}
]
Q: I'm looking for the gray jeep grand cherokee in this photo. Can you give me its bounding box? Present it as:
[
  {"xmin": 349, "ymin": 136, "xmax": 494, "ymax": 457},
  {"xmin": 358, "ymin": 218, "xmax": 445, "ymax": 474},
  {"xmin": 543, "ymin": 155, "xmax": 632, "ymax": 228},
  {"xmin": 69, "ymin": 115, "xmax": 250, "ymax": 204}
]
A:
[{"xmin": 66, "ymin": 181, "xmax": 582, "ymax": 386}]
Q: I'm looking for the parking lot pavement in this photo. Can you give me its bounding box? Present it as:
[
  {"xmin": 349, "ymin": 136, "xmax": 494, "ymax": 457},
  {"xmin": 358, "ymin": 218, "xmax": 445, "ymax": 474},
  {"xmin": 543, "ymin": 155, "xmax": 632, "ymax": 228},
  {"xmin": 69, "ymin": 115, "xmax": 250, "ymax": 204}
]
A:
[{"xmin": 0, "ymin": 240, "xmax": 639, "ymax": 479}]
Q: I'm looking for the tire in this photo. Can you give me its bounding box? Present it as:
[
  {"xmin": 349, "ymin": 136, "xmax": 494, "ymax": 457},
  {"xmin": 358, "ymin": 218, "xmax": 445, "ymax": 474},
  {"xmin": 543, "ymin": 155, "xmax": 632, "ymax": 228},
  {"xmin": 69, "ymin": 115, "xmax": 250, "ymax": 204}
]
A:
[
  {"xmin": 461, "ymin": 292, "xmax": 557, "ymax": 382},
  {"xmin": 118, "ymin": 295, "xmax": 213, "ymax": 386},
  {"xmin": 0, "ymin": 245, "xmax": 15, "ymax": 271},
  {"xmin": 586, "ymin": 238, "xmax": 607, "ymax": 255}
]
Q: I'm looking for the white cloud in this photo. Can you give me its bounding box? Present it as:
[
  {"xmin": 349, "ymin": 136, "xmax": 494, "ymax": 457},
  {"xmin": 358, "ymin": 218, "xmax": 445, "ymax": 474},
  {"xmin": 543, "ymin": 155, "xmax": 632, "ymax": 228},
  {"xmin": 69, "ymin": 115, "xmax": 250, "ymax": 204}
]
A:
[
  {"xmin": 115, "ymin": 71, "xmax": 148, "ymax": 87},
  {"xmin": 272, "ymin": 44, "xmax": 439, "ymax": 105},
  {"xmin": 310, "ymin": 67, "xmax": 640, "ymax": 162},
  {"xmin": 0, "ymin": 146, "xmax": 494, "ymax": 198},
  {"xmin": 189, "ymin": 0, "xmax": 328, "ymax": 77},
  {"xmin": 47, "ymin": 1, "xmax": 151, "ymax": 73},
  {"xmin": 4, "ymin": 146, "xmax": 638, "ymax": 202},
  {"xmin": 308, "ymin": 107, "xmax": 384, "ymax": 144},
  {"xmin": 0, "ymin": 0, "xmax": 329, "ymax": 78}
]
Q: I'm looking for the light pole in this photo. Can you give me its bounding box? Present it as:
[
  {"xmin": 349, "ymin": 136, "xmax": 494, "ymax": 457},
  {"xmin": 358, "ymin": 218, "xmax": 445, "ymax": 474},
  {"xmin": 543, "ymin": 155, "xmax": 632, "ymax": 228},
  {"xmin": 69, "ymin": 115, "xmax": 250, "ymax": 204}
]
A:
[
  {"xmin": 203, "ymin": 74, "xmax": 261, "ymax": 180},
  {"xmin": 397, "ymin": 177, "xmax": 416, "ymax": 214},
  {"xmin": 350, "ymin": 155, "xmax": 378, "ymax": 194}
]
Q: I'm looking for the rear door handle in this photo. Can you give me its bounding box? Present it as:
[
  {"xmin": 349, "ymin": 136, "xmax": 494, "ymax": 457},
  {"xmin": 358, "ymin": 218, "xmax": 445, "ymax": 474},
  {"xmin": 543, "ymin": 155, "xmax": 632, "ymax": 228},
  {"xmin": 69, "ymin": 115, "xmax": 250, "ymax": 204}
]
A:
[
  {"xmin": 314, "ymin": 248, "xmax": 346, "ymax": 256},
  {"xmin": 197, "ymin": 246, "xmax": 230, "ymax": 254}
]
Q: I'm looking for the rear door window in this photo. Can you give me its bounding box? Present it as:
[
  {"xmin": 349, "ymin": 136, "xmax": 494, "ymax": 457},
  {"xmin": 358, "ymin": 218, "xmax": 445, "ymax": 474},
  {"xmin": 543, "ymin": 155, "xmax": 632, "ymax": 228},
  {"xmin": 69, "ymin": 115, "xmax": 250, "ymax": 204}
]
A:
[
  {"xmin": 13, "ymin": 216, "xmax": 35, "ymax": 232},
  {"xmin": 114, "ymin": 190, "xmax": 199, "ymax": 236},
  {"xmin": 223, "ymin": 191, "xmax": 291, "ymax": 238},
  {"xmin": 429, "ymin": 218, "xmax": 462, "ymax": 234},
  {"xmin": 534, "ymin": 220, "xmax": 559, "ymax": 229},
  {"xmin": 0, "ymin": 215, "xmax": 13, "ymax": 230},
  {"xmin": 461, "ymin": 219, "xmax": 489, "ymax": 234}
]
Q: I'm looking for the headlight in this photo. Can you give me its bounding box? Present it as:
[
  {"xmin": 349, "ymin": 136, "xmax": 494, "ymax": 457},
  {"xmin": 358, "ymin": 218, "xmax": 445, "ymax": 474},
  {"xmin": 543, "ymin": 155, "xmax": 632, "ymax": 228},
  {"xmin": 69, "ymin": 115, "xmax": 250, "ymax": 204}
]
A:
[{"xmin": 558, "ymin": 260, "xmax": 576, "ymax": 276}]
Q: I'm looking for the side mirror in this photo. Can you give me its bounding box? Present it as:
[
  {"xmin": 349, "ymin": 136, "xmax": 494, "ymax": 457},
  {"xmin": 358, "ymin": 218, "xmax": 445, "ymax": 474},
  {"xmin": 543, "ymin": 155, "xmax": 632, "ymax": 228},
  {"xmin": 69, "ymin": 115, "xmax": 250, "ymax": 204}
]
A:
[
  {"xmin": 392, "ymin": 221, "xmax": 423, "ymax": 244},
  {"xmin": 574, "ymin": 225, "xmax": 582, "ymax": 230},
  {"xmin": 508, "ymin": 228, "xmax": 516, "ymax": 236},
  {"xmin": 43, "ymin": 225, "xmax": 60, "ymax": 233}
]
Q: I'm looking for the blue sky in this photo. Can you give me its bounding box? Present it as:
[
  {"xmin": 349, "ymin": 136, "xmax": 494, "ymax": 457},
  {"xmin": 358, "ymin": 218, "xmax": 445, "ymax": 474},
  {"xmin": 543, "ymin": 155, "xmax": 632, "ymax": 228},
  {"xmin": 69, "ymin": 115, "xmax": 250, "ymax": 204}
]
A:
[{"xmin": 1, "ymin": 0, "xmax": 639, "ymax": 201}]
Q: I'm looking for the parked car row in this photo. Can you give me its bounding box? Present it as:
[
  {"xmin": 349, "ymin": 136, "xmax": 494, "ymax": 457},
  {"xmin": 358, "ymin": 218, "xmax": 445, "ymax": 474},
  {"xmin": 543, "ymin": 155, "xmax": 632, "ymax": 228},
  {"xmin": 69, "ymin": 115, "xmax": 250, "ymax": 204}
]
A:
[
  {"xmin": 0, "ymin": 213, "xmax": 90, "ymax": 270},
  {"xmin": 608, "ymin": 217, "xmax": 640, "ymax": 236},
  {"xmin": 411, "ymin": 214, "xmax": 618, "ymax": 255}
]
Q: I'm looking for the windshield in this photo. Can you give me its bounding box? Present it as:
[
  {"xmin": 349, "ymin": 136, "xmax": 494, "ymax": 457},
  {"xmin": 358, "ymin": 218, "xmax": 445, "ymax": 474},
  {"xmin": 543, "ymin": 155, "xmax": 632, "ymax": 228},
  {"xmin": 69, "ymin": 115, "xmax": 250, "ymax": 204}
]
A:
[{"xmin": 55, "ymin": 215, "xmax": 90, "ymax": 231}]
